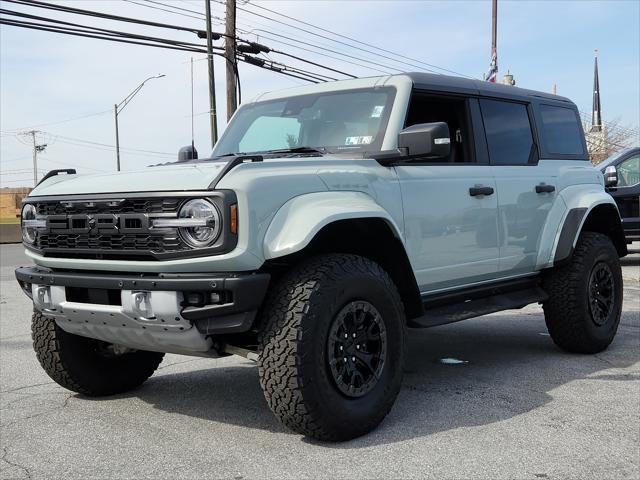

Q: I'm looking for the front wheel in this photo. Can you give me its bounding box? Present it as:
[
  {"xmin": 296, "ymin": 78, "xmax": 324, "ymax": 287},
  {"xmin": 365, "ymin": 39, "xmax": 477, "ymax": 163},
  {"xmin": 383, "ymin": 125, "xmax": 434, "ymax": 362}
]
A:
[
  {"xmin": 543, "ymin": 232, "xmax": 623, "ymax": 353},
  {"xmin": 32, "ymin": 312, "xmax": 164, "ymax": 396},
  {"xmin": 258, "ymin": 254, "xmax": 406, "ymax": 441}
]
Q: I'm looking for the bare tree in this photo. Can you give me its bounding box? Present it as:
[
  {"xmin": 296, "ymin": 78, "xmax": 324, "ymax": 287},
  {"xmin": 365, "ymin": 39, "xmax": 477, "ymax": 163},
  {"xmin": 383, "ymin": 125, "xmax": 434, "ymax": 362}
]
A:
[{"xmin": 581, "ymin": 114, "xmax": 640, "ymax": 165}]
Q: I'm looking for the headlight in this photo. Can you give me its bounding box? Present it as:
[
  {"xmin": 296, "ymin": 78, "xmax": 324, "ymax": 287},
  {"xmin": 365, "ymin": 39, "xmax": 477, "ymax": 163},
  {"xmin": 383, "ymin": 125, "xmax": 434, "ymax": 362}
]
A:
[
  {"xmin": 177, "ymin": 199, "xmax": 221, "ymax": 247},
  {"xmin": 21, "ymin": 204, "xmax": 38, "ymax": 244}
]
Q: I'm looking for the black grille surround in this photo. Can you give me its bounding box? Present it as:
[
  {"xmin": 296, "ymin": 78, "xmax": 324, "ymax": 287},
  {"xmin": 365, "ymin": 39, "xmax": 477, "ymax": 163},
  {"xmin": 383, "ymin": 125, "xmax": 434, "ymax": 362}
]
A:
[{"xmin": 23, "ymin": 191, "xmax": 238, "ymax": 260}]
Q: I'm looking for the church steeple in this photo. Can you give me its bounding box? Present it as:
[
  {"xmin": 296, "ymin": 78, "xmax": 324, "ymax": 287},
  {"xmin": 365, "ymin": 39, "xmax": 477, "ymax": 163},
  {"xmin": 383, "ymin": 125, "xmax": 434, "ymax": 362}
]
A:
[{"xmin": 590, "ymin": 49, "xmax": 602, "ymax": 133}]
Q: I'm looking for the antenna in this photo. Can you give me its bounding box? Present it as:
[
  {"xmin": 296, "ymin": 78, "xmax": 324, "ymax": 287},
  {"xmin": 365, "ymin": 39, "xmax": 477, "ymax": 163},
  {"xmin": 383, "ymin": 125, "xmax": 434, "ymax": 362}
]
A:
[{"xmin": 190, "ymin": 56, "xmax": 195, "ymax": 150}]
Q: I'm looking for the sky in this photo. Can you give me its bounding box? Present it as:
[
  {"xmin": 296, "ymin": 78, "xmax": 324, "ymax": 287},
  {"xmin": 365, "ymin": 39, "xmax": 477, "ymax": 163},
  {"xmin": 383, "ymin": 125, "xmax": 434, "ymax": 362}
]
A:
[{"xmin": 1, "ymin": 0, "xmax": 639, "ymax": 188}]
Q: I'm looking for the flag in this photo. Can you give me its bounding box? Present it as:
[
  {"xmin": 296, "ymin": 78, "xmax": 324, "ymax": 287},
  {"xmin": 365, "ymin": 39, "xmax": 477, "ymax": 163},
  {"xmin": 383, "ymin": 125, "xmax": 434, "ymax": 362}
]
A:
[{"xmin": 486, "ymin": 48, "xmax": 497, "ymax": 83}]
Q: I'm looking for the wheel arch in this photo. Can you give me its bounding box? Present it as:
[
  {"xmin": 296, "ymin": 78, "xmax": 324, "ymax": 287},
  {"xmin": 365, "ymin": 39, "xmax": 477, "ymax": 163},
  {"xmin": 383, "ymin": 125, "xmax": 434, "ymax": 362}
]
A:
[
  {"xmin": 553, "ymin": 201, "xmax": 627, "ymax": 265},
  {"xmin": 263, "ymin": 215, "xmax": 423, "ymax": 320}
]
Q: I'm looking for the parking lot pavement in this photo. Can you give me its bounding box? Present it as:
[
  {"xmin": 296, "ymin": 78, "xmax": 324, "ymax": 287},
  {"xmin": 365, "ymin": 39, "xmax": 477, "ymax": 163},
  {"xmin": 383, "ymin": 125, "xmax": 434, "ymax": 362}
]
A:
[{"xmin": 1, "ymin": 243, "xmax": 638, "ymax": 480}]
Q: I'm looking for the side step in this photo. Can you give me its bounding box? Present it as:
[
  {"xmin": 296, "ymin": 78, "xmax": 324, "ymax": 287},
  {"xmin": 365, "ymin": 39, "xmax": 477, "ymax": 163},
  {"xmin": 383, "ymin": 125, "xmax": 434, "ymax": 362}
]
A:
[{"xmin": 410, "ymin": 277, "xmax": 548, "ymax": 329}]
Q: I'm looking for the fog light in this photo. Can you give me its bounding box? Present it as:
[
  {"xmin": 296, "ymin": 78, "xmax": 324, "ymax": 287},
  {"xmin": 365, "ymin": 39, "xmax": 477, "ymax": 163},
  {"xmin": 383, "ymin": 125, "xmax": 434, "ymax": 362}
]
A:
[
  {"xmin": 132, "ymin": 291, "xmax": 154, "ymax": 319},
  {"xmin": 34, "ymin": 285, "xmax": 53, "ymax": 310},
  {"xmin": 185, "ymin": 292, "xmax": 204, "ymax": 306}
]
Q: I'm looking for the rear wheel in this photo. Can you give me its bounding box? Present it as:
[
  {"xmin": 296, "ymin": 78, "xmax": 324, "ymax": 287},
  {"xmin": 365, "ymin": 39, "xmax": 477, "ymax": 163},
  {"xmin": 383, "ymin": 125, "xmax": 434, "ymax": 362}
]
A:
[
  {"xmin": 543, "ymin": 232, "xmax": 623, "ymax": 353},
  {"xmin": 32, "ymin": 312, "xmax": 164, "ymax": 396},
  {"xmin": 258, "ymin": 254, "xmax": 406, "ymax": 441}
]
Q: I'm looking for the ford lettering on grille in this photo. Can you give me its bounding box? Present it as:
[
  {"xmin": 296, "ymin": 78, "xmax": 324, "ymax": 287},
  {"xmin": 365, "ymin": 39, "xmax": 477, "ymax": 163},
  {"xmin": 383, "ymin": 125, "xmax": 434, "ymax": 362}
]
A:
[{"xmin": 46, "ymin": 213, "xmax": 151, "ymax": 235}]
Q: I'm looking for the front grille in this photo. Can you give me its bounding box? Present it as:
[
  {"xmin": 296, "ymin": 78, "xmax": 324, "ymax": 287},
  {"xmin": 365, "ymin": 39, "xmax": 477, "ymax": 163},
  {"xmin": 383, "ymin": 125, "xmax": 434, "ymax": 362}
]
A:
[
  {"xmin": 32, "ymin": 197, "xmax": 188, "ymax": 259},
  {"xmin": 36, "ymin": 198, "xmax": 181, "ymax": 216},
  {"xmin": 38, "ymin": 233, "xmax": 181, "ymax": 252}
]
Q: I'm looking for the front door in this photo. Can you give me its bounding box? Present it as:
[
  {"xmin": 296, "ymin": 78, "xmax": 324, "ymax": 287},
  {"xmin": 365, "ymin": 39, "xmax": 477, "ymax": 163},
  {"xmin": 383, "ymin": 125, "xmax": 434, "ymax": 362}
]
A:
[
  {"xmin": 397, "ymin": 165, "xmax": 500, "ymax": 292},
  {"xmin": 396, "ymin": 94, "xmax": 499, "ymax": 292}
]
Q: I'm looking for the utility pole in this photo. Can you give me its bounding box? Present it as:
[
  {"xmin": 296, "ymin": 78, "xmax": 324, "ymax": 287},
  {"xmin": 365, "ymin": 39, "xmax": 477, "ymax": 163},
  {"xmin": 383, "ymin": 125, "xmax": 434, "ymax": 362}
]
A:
[
  {"xmin": 491, "ymin": 0, "xmax": 497, "ymax": 77},
  {"xmin": 23, "ymin": 130, "xmax": 46, "ymax": 186},
  {"xmin": 225, "ymin": 0, "xmax": 237, "ymax": 121},
  {"xmin": 204, "ymin": 0, "xmax": 219, "ymax": 147},
  {"xmin": 491, "ymin": 0, "xmax": 497, "ymax": 53}
]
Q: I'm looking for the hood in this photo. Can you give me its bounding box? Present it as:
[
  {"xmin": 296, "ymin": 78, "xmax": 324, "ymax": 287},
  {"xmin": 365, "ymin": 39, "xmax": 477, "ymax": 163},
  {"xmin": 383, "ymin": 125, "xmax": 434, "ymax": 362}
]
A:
[{"xmin": 29, "ymin": 162, "xmax": 228, "ymax": 197}]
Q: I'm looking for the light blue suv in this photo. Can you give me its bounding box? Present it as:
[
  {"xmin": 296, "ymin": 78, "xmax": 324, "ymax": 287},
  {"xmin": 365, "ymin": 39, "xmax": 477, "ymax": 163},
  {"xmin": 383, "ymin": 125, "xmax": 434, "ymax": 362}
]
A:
[{"xmin": 16, "ymin": 73, "xmax": 627, "ymax": 441}]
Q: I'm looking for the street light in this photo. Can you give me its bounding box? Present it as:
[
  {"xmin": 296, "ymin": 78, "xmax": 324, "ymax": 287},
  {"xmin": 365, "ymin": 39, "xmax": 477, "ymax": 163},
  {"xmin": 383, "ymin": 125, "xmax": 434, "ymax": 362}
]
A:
[{"xmin": 114, "ymin": 74, "xmax": 165, "ymax": 171}]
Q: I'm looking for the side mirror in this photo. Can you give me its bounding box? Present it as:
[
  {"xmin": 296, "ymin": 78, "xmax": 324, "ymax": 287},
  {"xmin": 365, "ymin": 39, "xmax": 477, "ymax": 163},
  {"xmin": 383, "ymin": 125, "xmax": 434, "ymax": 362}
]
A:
[
  {"xmin": 398, "ymin": 122, "xmax": 450, "ymax": 159},
  {"xmin": 178, "ymin": 145, "xmax": 198, "ymax": 162},
  {"xmin": 604, "ymin": 165, "xmax": 618, "ymax": 187}
]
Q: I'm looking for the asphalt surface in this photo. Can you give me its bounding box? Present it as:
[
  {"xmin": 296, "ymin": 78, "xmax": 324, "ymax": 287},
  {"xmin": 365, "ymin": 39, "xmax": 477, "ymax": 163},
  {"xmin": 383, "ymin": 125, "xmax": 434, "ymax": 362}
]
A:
[{"xmin": 1, "ymin": 243, "xmax": 638, "ymax": 480}]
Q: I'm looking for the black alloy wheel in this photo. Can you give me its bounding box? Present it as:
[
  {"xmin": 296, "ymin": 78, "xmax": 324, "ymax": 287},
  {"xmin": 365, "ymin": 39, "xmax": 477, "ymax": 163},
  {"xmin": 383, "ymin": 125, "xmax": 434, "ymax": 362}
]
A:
[
  {"xmin": 327, "ymin": 301, "xmax": 387, "ymax": 398},
  {"xmin": 588, "ymin": 262, "xmax": 615, "ymax": 326}
]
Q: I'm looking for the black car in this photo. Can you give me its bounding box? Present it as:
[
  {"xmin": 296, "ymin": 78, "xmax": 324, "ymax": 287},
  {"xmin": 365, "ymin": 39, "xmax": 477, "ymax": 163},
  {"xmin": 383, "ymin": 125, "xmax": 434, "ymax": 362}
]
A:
[{"xmin": 601, "ymin": 147, "xmax": 640, "ymax": 242}]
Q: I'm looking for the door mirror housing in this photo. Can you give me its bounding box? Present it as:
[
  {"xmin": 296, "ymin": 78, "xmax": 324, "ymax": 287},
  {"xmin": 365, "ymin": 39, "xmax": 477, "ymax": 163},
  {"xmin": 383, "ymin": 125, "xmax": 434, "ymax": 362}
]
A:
[
  {"xmin": 603, "ymin": 165, "xmax": 618, "ymax": 187},
  {"xmin": 397, "ymin": 122, "xmax": 450, "ymax": 159}
]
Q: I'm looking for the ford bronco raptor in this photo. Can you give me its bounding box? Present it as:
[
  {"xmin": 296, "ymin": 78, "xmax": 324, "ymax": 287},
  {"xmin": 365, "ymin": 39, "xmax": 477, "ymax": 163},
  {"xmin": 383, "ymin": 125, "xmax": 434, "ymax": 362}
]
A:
[{"xmin": 16, "ymin": 73, "xmax": 627, "ymax": 441}]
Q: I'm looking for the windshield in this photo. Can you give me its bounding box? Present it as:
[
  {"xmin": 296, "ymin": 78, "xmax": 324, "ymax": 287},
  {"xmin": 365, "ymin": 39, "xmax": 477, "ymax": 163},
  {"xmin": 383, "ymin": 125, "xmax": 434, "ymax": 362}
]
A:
[
  {"xmin": 599, "ymin": 149, "xmax": 630, "ymax": 169},
  {"xmin": 212, "ymin": 87, "xmax": 396, "ymax": 157}
]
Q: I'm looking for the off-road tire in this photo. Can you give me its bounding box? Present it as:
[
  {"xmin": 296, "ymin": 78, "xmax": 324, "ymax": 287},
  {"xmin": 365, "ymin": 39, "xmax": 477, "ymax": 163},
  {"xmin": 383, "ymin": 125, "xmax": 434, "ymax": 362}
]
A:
[
  {"xmin": 543, "ymin": 232, "xmax": 623, "ymax": 353},
  {"xmin": 258, "ymin": 254, "xmax": 406, "ymax": 441},
  {"xmin": 32, "ymin": 311, "xmax": 164, "ymax": 396}
]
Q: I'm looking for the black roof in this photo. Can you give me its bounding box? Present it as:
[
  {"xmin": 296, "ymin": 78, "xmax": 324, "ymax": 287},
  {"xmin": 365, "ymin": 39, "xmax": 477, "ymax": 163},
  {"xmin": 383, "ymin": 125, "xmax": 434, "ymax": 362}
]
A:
[{"xmin": 404, "ymin": 72, "xmax": 574, "ymax": 105}]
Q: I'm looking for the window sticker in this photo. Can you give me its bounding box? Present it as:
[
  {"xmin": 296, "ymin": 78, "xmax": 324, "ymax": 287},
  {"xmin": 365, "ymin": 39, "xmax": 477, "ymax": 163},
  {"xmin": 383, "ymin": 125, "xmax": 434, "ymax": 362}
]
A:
[
  {"xmin": 371, "ymin": 105, "xmax": 385, "ymax": 118},
  {"xmin": 345, "ymin": 136, "xmax": 373, "ymax": 145}
]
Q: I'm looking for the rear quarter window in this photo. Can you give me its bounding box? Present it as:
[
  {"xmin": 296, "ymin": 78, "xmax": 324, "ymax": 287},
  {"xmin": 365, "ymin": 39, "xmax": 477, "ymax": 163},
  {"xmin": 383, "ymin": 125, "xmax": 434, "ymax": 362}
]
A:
[{"xmin": 539, "ymin": 104, "xmax": 585, "ymax": 156}]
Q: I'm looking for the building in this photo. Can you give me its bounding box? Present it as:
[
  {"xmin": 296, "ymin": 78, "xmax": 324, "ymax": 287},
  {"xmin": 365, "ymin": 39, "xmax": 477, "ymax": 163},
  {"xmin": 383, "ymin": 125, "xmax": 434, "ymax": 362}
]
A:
[{"xmin": 0, "ymin": 187, "xmax": 31, "ymax": 220}]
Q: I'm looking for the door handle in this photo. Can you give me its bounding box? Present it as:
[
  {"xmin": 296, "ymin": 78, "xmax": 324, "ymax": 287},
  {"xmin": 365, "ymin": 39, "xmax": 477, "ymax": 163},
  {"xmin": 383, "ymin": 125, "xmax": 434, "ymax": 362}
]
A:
[
  {"xmin": 535, "ymin": 184, "xmax": 555, "ymax": 193},
  {"xmin": 469, "ymin": 186, "xmax": 494, "ymax": 197}
]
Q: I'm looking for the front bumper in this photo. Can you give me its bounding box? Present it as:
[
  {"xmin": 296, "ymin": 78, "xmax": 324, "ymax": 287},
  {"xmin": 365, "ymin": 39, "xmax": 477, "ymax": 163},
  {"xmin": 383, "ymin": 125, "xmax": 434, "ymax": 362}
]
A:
[{"xmin": 15, "ymin": 266, "xmax": 270, "ymax": 356}]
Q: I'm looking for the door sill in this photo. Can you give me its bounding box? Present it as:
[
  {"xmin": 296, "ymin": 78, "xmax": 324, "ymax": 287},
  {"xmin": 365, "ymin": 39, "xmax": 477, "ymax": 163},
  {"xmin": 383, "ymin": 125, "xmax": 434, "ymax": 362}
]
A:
[{"xmin": 410, "ymin": 276, "xmax": 547, "ymax": 328}]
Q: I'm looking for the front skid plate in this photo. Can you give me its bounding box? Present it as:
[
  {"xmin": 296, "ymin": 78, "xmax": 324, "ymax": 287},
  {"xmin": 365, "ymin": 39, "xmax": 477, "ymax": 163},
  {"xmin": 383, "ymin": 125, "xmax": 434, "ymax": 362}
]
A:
[{"xmin": 36, "ymin": 286, "xmax": 217, "ymax": 357}]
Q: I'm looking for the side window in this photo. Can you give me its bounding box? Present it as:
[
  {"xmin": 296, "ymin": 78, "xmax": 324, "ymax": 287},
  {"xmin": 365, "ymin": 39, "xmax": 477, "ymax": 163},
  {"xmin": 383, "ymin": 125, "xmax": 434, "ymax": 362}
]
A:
[
  {"xmin": 539, "ymin": 104, "xmax": 585, "ymax": 155},
  {"xmin": 404, "ymin": 94, "xmax": 474, "ymax": 163},
  {"xmin": 480, "ymin": 99, "xmax": 534, "ymax": 165},
  {"xmin": 238, "ymin": 116, "xmax": 301, "ymax": 153},
  {"xmin": 618, "ymin": 155, "xmax": 640, "ymax": 187}
]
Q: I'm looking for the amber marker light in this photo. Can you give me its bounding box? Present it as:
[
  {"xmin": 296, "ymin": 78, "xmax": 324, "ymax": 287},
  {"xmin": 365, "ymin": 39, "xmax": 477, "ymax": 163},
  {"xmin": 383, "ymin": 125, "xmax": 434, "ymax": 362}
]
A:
[{"xmin": 230, "ymin": 204, "xmax": 238, "ymax": 234}]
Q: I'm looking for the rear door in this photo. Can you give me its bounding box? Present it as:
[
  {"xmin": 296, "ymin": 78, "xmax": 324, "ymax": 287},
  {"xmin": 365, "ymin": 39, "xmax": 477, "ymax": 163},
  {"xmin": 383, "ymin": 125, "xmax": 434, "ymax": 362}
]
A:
[
  {"xmin": 395, "ymin": 95, "xmax": 499, "ymax": 292},
  {"xmin": 612, "ymin": 152, "xmax": 640, "ymax": 235},
  {"xmin": 479, "ymin": 99, "xmax": 557, "ymax": 276}
]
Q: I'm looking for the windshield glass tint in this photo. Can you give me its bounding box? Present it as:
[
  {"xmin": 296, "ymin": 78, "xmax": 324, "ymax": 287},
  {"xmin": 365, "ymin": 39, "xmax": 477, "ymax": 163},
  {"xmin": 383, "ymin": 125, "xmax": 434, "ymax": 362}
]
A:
[{"xmin": 212, "ymin": 87, "xmax": 395, "ymax": 156}]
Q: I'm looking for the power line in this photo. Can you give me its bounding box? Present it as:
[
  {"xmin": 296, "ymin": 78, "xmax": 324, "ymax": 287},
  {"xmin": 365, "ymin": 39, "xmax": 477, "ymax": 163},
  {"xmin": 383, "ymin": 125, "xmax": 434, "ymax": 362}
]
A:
[
  {"xmin": 2, "ymin": 2, "xmax": 337, "ymax": 84},
  {"xmin": 1, "ymin": 169, "xmax": 47, "ymax": 174},
  {"xmin": 0, "ymin": 10, "xmax": 214, "ymax": 52},
  {"xmin": 37, "ymin": 155, "xmax": 109, "ymax": 173},
  {"xmin": 158, "ymin": 0, "xmax": 396, "ymax": 75},
  {"xmin": 3, "ymin": 109, "xmax": 111, "ymax": 132},
  {"xmin": 1, "ymin": 18, "xmax": 325, "ymax": 84},
  {"xmin": 214, "ymin": 0, "xmax": 473, "ymax": 78},
  {"xmin": 235, "ymin": 26, "xmax": 391, "ymax": 75},
  {"xmin": 142, "ymin": 0, "xmax": 213, "ymax": 20},
  {"xmin": 6, "ymin": 0, "xmax": 217, "ymax": 37},
  {"xmin": 123, "ymin": 0, "xmax": 205, "ymax": 21},
  {"xmin": 53, "ymin": 134, "xmax": 175, "ymax": 157},
  {"xmin": 0, "ymin": 18, "xmax": 208, "ymax": 54},
  {"xmin": 133, "ymin": 0, "xmax": 362, "ymax": 78},
  {"xmin": 2, "ymin": 129, "xmax": 176, "ymax": 159},
  {"xmin": 240, "ymin": 1, "xmax": 475, "ymax": 78}
]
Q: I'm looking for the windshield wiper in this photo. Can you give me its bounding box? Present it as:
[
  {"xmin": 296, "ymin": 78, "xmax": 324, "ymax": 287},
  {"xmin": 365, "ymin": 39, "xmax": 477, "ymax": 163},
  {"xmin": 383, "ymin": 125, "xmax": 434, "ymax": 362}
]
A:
[{"xmin": 260, "ymin": 146, "xmax": 326, "ymax": 155}]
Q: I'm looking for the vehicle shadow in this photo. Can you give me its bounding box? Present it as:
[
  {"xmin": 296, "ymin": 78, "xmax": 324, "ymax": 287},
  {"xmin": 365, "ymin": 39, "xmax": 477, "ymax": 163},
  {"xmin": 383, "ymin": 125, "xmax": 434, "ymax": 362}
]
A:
[{"xmin": 127, "ymin": 307, "xmax": 639, "ymax": 448}]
